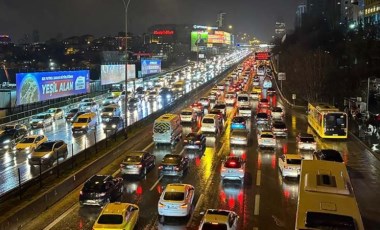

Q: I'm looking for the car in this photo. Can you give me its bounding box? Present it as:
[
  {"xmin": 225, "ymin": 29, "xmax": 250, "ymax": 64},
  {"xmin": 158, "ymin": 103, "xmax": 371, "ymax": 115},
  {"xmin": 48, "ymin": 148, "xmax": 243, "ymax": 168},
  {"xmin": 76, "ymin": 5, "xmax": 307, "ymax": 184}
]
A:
[
  {"xmin": 252, "ymin": 78, "xmax": 260, "ymax": 86},
  {"xmin": 0, "ymin": 127, "xmax": 28, "ymax": 151},
  {"xmin": 120, "ymin": 151, "xmax": 156, "ymax": 176},
  {"xmin": 180, "ymin": 108, "xmax": 197, "ymax": 123},
  {"xmin": 103, "ymin": 95, "xmax": 119, "ymax": 105},
  {"xmin": 225, "ymin": 92, "xmax": 237, "ymax": 105},
  {"xmin": 256, "ymin": 112, "xmax": 269, "ymax": 125},
  {"xmin": 211, "ymin": 87, "xmax": 221, "ymax": 97},
  {"xmin": 103, "ymin": 116, "xmax": 124, "ymax": 132},
  {"xmin": 231, "ymin": 116, "xmax": 247, "ymax": 130},
  {"xmin": 230, "ymin": 129, "xmax": 249, "ymax": 146},
  {"xmin": 267, "ymin": 87, "xmax": 276, "ymax": 96},
  {"xmin": 199, "ymin": 209, "xmax": 239, "ymax": 230},
  {"xmin": 135, "ymin": 89, "xmax": 146, "ymax": 98},
  {"xmin": 28, "ymin": 140, "xmax": 68, "ymax": 166},
  {"xmin": 15, "ymin": 134, "xmax": 48, "ymax": 153},
  {"xmin": 184, "ymin": 132, "xmax": 206, "ymax": 150},
  {"xmin": 313, "ymin": 149, "xmax": 344, "ymax": 163},
  {"xmin": 79, "ymin": 175, "xmax": 124, "ymax": 207},
  {"xmin": 71, "ymin": 112, "xmax": 97, "ymax": 133},
  {"xmin": 190, "ymin": 102, "xmax": 204, "ymax": 114},
  {"xmin": 271, "ymin": 107, "xmax": 284, "ymax": 120},
  {"xmin": 158, "ymin": 87, "xmax": 174, "ymax": 102},
  {"xmin": 69, "ymin": 111, "xmax": 86, "ymax": 123},
  {"xmin": 296, "ymin": 133, "xmax": 317, "ymax": 151},
  {"xmin": 101, "ymin": 105, "xmax": 121, "ymax": 120},
  {"xmin": 278, "ymin": 154, "xmax": 303, "ymax": 178},
  {"xmin": 65, "ymin": 108, "xmax": 80, "ymax": 121},
  {"xmin": 80, "ymin": 102, "xmax": 99, "ymax": 113},
  {"xmin": 127, "ymin": 98, "xmax": 139, "ymax": 109},
  {"xmin": 213, "ymin": 102, "xmax": 227, "ymax": 117},
  {"xmin": 158, "ymin": 183, "xmax": 195, "ymax": 221},
  {"xmin": 158, "ymin": 154, "xmax": 189, "ymax": 177},
  {"xmin": 46, "ymin": 108, "xmax": 64, "ymax": 120},
  {"xmin": 257, "ymin": 131, "xmax": 276, "ymax": 148},
  {"xmin": 237, "ymin": 106, "xmax": 251, "ymax": 117},
  {"xmin": 80, "ymin": 98, "xmax": 94, "ymax": 103},
  {"xmin": 92, "ymin": 202, "xmax": 139, "ymax": 230},
  {"xmin": 271, "ymin": 121, "xmax": 288, "ymax": 137},
  {"xmin": 208, "ymin": 92, "xmax": 218, "ymax": 101},
  {"xmin": 30, "ymin": 113, "xmax": 54, "ymax": 128},
  {"xmin": 147, "ymin": 90, "xmax": 159, "ymax": 101},
  {"xmin": 258, "ymin": 98, "xmax": 270, "ymax": 109},
  {"xmin": 199, "ymin": 97, "xmax": 210, "ymax": 108},
  {"xmin": 221, "ymin": 156, "xmax": 245, "ymax": 183}
]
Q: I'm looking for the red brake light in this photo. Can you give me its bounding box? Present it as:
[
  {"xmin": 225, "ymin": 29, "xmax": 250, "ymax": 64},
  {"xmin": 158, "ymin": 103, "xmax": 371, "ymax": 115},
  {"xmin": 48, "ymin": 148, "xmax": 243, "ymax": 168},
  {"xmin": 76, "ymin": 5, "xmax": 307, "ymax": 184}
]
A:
[
  {"xmin": 229, "ymin": 161, "xmax": 236, "ymax": 166},
  {"xmin": 158, "ymin": 166, "xmax": 163, "ymax": 170},
  {"xmin": 174, "ymin": 166, "xmax": 180, "ymax": 171}
]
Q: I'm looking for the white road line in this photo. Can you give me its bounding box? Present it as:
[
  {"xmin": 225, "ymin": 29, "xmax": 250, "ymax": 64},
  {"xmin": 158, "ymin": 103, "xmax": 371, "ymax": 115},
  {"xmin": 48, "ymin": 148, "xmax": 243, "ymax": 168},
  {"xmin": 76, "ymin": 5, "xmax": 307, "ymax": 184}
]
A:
[
  {"xmin": 254, "ymin": 194, "xmax": 260, "ymax": 216},
  {"xmin": 43, "ymin": 203, "xmax": 79, "ymax": 230},
  {"xmin": 186, "ymin": 194, "xmax": 204, "ymax": 227},
  {"xmin": 112, "ymin": 169, "xmax": 120, "ymax": 177},
  {"xmin": 217, "ymin": 143, "xmax": 226, "ymax": 157},
  {"xmin": 178, "ymin": 148, "xmax": 185, "ymax": 155},
  {"xmin": 149, "ymin": 175, "xmax": 163, "ymax": 191},
  {"xmin": 256, "ymin": 170, "xmax": 261, "ymax": 186},
  {"xmin": 253, "ymin": 227, "xmax": 259, "ymax": 230},
  {"xmin": 143, "ymin": 142, "xmax": 154, "ymax": 151}
]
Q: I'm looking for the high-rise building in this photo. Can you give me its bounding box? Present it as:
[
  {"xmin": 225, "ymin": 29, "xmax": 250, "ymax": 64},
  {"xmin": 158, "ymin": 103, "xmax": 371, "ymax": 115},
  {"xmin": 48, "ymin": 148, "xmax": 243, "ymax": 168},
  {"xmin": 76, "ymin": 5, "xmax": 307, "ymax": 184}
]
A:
[
  {"xmin": 364, "ymin": 0, "xmax": 380, "ymax": 25},
  {"xmin": 296, "ymin": 4, "xmax": 307, "ymax": 28},
  {"xmin": 275, "ymin": 22, "xmax": 286, "ymax": 38},
  {"xmin": 216, "ymin": 12, "xmax": 226, "ymax": 29},
  {"xmin": 306, "ymin": 0, "xmax": 341, "ymax": 28}
]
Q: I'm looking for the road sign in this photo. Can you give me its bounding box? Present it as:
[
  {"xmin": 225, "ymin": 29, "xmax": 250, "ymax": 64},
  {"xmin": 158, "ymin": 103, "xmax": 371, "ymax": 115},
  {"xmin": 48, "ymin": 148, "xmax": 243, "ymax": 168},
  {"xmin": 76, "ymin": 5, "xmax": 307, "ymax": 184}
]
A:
[{"xmin": 278, "ymin": 72, "xmax": 286, "ymax": 81}]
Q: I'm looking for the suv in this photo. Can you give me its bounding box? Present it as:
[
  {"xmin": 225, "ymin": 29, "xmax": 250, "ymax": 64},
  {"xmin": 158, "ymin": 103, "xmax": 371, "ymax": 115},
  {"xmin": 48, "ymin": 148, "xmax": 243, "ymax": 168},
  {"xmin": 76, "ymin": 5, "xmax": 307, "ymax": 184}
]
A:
[
  {"xmin": 296, "ymin": 133, "xmax": 317, "ymax": 151},
  {"xmin": 120, "ymin": 151, "xmax": 156, "ymax": 177},
  {"xmin": 0, "ymin": 127, "xmax": 28, "ymax": 151},
  {"xmin": 79, "ymin": 175, "xmax": 124, "ymax": 207}
]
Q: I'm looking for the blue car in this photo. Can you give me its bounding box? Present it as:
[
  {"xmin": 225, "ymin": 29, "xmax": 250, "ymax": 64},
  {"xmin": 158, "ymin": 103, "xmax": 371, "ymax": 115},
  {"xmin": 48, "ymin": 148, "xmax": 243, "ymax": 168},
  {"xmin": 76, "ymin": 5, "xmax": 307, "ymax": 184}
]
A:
[{"xmin": 231, "ymin": 116, "xmax": 246, "ymax": 130}]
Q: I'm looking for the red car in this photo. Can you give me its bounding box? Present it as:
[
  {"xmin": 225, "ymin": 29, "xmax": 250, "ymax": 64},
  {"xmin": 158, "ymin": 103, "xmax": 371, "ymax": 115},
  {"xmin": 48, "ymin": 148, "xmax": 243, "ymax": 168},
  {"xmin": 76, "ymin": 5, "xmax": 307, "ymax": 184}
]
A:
[
  {"xmin": 258, "ymin": 98, "xmax": 270, "ymax": 109},
  {"xmin": 190, "ymin": 102, "xmax": 204, "ymax": 114}
]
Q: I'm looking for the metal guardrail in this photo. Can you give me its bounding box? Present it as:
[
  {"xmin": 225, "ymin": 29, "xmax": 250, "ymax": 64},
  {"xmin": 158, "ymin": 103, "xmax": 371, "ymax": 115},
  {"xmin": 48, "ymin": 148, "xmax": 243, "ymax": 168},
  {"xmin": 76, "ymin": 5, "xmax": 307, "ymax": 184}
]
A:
[{"xmin": 0, "ymin": 55, "xmax": 247, "ymax": 230}]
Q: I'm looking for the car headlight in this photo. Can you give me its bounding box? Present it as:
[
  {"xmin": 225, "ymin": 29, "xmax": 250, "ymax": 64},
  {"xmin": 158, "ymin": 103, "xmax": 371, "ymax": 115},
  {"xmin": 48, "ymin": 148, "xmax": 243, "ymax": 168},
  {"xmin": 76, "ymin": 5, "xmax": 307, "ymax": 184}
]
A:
[
  {"xmin": 82, "ymin": 125, "xmax": 86, "ymax": 128},
  {"xmin": 3, "ymin": 139, "xmax": 10, "ymax": 144},
  {"xmin": 42, "ymin": 154, "xmax": 51, "ymax": 159},
  {"xmin": 112, "ymin": 124, "xmax": 116, "ymax": 128},
  {"xmin": 166, "ymin": 95, "xmax": 171, "ymax": 98},
  {"xmin": 27, "ymin": 154, "xmax": 32, "ymax": 159},
  {"xmin": 108, "ymin": 112, "xmax": 112, "ymax": 116},
  {"xmin": 38, "ymin": 121, "xmax": 43, "ymax": 124},
  {"xmin": 25, "ymin": 147, "xmax": 30, "ymax": 150}
]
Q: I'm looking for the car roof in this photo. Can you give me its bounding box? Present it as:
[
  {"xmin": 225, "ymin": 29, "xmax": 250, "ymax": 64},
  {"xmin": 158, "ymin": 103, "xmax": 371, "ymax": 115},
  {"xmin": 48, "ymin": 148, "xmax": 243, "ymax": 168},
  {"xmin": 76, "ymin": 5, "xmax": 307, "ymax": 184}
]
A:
[
  {"xmin": 126, "ymin": 151, "xmax": 148, "ymax": 156},
  {"xmin": 299, "ymin": 133, "xmax": 314, "ymax": 138},
  {"xmin": 102, "ymin": 202, "xmax": 137, "ymax": 214},
  {"xmin": 285, "ymin": 154, "xmax": 303, "ymax": 160},
  {"xmin": 24, "ymin": 135, "xmax": 43, "ymax": 138},
  {"xmin": 204, "ymin": 209, "xmax": 232, "ymax": 223},
  {"xmin": 165, "ymin": 183, "xmax": 190, "ymax": 193}
]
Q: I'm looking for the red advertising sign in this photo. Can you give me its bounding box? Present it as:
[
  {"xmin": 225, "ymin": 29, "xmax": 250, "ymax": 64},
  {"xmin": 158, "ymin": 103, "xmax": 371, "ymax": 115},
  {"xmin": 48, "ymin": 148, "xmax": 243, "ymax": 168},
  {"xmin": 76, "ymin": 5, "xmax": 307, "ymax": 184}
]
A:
[
  {"xmin": 255, "ymin": 52, "xmax": 271, "ymax": 60},
  {"xmin": 153, "ymin": 30, "xmax": 174, "ymax": 35}
]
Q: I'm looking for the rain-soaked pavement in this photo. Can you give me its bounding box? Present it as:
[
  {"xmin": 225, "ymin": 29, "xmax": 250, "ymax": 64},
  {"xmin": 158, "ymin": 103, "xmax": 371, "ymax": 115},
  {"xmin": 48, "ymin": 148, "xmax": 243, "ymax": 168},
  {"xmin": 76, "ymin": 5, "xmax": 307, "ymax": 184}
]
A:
[{"xmin": 19, "ymin": 61, "xmax": 380, "ymax": 229}]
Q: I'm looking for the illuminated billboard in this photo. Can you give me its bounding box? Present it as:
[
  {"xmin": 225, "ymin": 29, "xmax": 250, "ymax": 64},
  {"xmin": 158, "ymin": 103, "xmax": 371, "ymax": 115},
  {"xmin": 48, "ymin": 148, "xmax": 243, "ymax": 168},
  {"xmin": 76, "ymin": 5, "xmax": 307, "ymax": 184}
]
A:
[
  {"xmin": 153, "ymin": 30, "xmax": 174, "ymax": 35},
  {"xmin": 224, "ymin": 32, "xmax": 231, "ymax": 45},
  {"xmin": 16, "ymin": 70, "xmax": 90, "ymax": 105},
  {"xmin": 255, "ymin": 52, "xmax": 271, "ymax": 60},
  {"xmin": 101, "ymin": 64, "xmax": 125, "ymax": 85},
  {"xmin": 141, "ymin": 59, "xmax": 161, "ymax": 76},
  {"xmin": 191, "ymin": 31, "xmax": 208, "ymax": 52},
  {"xmin": 127, "ymin": 64, "xmax": 136, "ymax": 80}
]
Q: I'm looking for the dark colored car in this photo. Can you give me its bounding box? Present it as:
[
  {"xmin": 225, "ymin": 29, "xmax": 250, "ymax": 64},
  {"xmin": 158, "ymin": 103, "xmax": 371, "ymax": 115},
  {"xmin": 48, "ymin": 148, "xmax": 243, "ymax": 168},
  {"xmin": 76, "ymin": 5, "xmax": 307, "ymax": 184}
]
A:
[
  {"xmin": 267, "ymin": 87, "xmax": 276, "ymax": 96},
  {"xmin": 79, "ymin": 175, "xmax": 124, "ymax": 207},
  {"xmin": 103, "ymin": 116, "xmax": 124, "ymax": 132},
  {"xmin": 184, "ymin": 132, "xmax": 206, "ymax": 150},
  {"xmin": 128, "ymin": 98, "xmax": 140, "ymax": 109},
  {"xmin": 159, "ymin": 87, "xmax": 174, "ymax": 102},
  {"xmin": 120, "ymin": 151, "xmax": 156, "ymax": 176},
  {"xmin": 0, "ymin": 128, "xmax": 28, "ymax": 151},
  {"xmin": 28, "ymin": 140, "xmax": 68, "ymax": 165},
  {"xmin": 65, "ymin": 108, "xmax": 80, "ymax": 121},
  {"xmin": 272, "ymin": 121, "xmax": 288, "ymax": 137},
  {"xmin": 313, "ymin": 149, "xmax": 344, "ymax": 163},
  {"xmin": 158, "ymin": 154, "xmax": 189, "ymax": 177}
]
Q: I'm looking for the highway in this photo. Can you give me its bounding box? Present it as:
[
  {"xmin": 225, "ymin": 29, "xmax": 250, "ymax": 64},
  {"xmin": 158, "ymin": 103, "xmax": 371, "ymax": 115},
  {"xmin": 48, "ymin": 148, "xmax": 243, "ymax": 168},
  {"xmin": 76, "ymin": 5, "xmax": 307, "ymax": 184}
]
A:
[
  {"xmin": 23, "ymin": 60, "xmax": 380, "ymax": 229},
  {"xmin": 0, "ymin": 50, "xmax": 249, "ymax": 196}
]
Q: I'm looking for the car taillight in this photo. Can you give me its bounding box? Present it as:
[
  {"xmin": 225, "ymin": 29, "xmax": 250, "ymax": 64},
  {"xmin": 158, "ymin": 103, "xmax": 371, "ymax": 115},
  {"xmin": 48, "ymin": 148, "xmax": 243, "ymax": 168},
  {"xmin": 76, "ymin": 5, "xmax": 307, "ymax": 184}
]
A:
[
  {"xmin": 238, "ymin": 169, "xmax": 244, "ymax": 172},
  {"xmin": 158, "ymin": 166, "xmax": 163, "ymax": 170},
  {"xmin": 136, "ymin": 164, "xmax": 142, "ymax": 168},
  {"xmin": 180, "ymin": 203, "xmax": 188, "ymax": 208},
  {"xmin": 120, "ymin": 164, "xmax": 125, "ymax": 168},
  {"xmin": 159, "ymin": 202, "xmax": 165, "ymax": 207},
  {"xmin": 174, "ymin": 166, "xmax": 180, "ymax": 171},
  {"xmin": 195, "ymin": 141, "xmax": 200, "ymax": 144},
  {"xmin": 184, "ymin": 140, "xmax": 188, "ymax": 143},
  {"xmin": 80, "ymin": 190, "xmax": 83, "ymax": 195}
]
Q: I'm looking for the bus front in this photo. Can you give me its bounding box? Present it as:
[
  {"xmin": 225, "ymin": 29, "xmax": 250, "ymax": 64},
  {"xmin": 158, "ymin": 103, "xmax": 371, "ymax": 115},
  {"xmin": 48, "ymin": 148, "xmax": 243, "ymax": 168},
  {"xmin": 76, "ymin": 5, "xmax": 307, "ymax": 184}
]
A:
[{"xmin": 323, "ymin": 112, "xmax": 348, "ymax": 138}]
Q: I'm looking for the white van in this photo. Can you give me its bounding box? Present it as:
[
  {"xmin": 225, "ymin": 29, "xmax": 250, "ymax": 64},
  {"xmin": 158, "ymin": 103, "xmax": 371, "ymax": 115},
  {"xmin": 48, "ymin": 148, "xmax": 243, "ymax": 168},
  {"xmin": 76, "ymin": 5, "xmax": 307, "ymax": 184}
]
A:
[
  {"xmin": 237, "ymin": 93, "xmax": 250, "ymax": 107},
  {"xmin": 153, "ymin": 114, "xmax": 182, "ymax": 145},
  {"xmin": 201, "ymin": 114, "xmax": 219, "ymax": 134}
]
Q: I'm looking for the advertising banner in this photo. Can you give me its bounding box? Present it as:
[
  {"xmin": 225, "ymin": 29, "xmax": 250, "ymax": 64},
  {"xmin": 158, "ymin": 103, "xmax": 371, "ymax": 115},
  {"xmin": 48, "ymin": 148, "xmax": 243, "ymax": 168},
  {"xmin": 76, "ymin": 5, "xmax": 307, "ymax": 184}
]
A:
[
  {"xmin": 141, "ymin": 59, "xmax": 161, "ymax": 76},
  {"xmin": 224, "ymin": 32, "xmax": 231, "ymax": 45},
  {"xmin": 127, "ymin": 64, "xmax": 136, "ymax": 80},
  {"xmin": 16, "ymin": 70, "xmax": 90, "ymax": 105},
  {"xmin": 191, "ymin": 31, "xmax": 208, "ymax": 52},
  {"xmin": 255, "ymin": 52, "xmax": 271, "ymax": 60},
  {"xmin": 101, "ymin": 64, "xmax": 125, "ymax": 85}
]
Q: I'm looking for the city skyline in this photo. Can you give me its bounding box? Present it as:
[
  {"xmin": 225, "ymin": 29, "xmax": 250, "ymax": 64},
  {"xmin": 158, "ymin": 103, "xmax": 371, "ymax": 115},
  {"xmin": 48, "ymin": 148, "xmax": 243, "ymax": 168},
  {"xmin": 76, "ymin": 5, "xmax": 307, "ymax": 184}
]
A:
[{"xmin": 0, "ymin": 0, "xmax": 300, "ymax": 43}]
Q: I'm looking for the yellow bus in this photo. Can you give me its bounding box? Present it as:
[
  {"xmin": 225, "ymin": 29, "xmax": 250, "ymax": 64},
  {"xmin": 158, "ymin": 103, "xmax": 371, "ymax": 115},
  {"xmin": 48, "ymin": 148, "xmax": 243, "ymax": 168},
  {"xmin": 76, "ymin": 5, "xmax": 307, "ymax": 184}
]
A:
[
  {"xmin": 307, "ymin": 102, "xmax": 348, "ymax": 139},
  {"xmin": 296, "ymin": 160, "xmax": 364, "ymax": 230}
]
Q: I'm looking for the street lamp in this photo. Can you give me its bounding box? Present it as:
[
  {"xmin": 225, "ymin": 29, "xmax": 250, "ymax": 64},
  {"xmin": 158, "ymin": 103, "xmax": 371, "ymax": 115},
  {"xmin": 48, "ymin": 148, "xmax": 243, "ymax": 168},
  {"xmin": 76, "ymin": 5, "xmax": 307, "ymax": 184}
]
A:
[
  {"xmin": 121, "ymin": 0, "xmax": 131, "ymax": 139},
  {"xmin": 228, "ymin": 25, "xmax": 232, "ymax": 29}
]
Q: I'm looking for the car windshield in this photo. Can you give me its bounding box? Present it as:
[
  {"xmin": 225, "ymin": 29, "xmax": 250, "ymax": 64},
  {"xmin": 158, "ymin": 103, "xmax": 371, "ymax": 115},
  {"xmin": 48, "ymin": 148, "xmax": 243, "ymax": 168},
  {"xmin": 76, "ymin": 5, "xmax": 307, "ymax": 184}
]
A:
[
  {"xmin": 238, "ymin": 96, "xmax": 249, "ymax": 101},
  {"xmin": 201, "ymin": 223, "xmax": 228, "ymax": 230},
  {"xmin": 35, "ymin": 143, "xmax": 54, "ymax": 151},
  {"xmin": 97, "ymin": 214, "xmax": 123, "ymax": 225},
  {"xmin": 274, "ymin": 123, "xmax": 286, "ymax": 129},
  {"xmin": 203, "ymin": 118, "xmax": 215, "ymax": 124},
  {"xmin": 233, "ymin": 117, "xmax": 245, "ymax": 123},
  {"xmin": 257, "ymin": 113, "xmax": 268, "ymax": 118},
  {"xmin": 272, "ymin": 107, "xmax": 283, "ymax": 112},
  {"xmin": 181, "ymin": 111, "xmax": 192, "ymax": 115},
  {"xmin": 76, "ymin": 118, "xmax": 88, "ymax": 123},
  {"xmin": 261, "ymin": 134, "xmax": 273, "ymax": 138},
  {"xmin": 163, "ymin": 192, "xmax": 185, "ymax": 201},
  {"xmin": 124, "ymin": 155, "xmax": 142, "ymax": 162},
  {"xmin": 34, "ymin": 115, "xmax": 46, "ymax": 120},
  {"xmin": 287, "ymin": 159, "xmax": 302, "ymax": 165},
  {"xmin": 47, "ymin": 109, "xmax": 56, "ymax": 113},
  {"xmin": 69, "ymin": 109, "xmax": 79, "ymax": 113},
  {"xmin": 162, "ymin": 156, "xmax": 180, "ymax": 164},
  {"xmin": 214, "ymin": 104, "xmax": 225, "ymax": 109},
  {"xmin": 260, "ymin": 99, "xmax": 268, "ymax": 103},
  {"xmin": 300, "ymin": 137, "xmax": 314, "ymax": 142},
  {"xmin": 83, "ymin": 103, "xmax": 92, "ymax": 106},
  {"xmin": 20, "ymin": 137, "xmax": 36, "ymax": 143},
  {"xmin": 102, "ymin": 108, "xmax": 114, "ymax": 112}
]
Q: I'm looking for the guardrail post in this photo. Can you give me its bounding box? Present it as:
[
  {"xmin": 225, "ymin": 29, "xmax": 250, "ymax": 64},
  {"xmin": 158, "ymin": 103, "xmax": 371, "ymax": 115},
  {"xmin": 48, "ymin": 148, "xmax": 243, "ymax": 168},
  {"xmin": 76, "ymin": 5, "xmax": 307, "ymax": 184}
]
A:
[
  {"xmin": 71, "ymin": 143, "xmax": 74, "ymax": 169},
  {"xmin": 105, "ymin": 131, "xmax": 108, "ymax": 148},
  {"xmin": 84, "ymin": 139, "xmax": 87, "ymax": 160},
  {"xmin": 18, "ymin": 168, "xmax": 22, "ymax": 200},
  {"xmin": 39, "ymin": 159, "xmax": 42, "ymax": 188},
  {"xmin": 94, "ymin": 131, "xmax": 97, "ymax": 154},
  {"xmin": 56, "ymin": 151, "xmax": 59, "ymax": 178}
]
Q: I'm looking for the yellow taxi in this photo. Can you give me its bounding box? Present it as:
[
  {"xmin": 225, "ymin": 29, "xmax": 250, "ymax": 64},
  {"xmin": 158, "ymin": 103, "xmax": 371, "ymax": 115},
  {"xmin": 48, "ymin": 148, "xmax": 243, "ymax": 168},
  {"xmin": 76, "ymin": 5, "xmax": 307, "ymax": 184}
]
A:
[
  {"xmin": 251, "ymin": 86, "xmax": 262, "ymax": 94},
  {"xmin": 71, "ymin": 112, "xmax": 97, "ymax": 133},
  {"xmin": 93, "ymin": 202, "xmax": 139, "ymax": 230},
  {"xmin": 15, "ymin": 134, "xmax": 48, "ymax": 153}
]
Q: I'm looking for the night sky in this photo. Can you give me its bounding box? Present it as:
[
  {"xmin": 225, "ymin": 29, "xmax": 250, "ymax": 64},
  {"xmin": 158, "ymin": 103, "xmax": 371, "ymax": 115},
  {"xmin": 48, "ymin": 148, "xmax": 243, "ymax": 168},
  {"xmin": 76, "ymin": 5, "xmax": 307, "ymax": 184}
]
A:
[{"xmin": 0, "ymin": 0, "xmax": 300, "ymax": 43}]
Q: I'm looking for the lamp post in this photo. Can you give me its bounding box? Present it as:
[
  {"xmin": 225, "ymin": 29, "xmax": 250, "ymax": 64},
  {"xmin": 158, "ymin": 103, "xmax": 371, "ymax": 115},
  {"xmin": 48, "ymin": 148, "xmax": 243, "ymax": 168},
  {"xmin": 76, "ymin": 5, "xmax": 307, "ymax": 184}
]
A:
[{"xmin": 122, "ymin": 0, "xmax": 131, "ymax": 139}]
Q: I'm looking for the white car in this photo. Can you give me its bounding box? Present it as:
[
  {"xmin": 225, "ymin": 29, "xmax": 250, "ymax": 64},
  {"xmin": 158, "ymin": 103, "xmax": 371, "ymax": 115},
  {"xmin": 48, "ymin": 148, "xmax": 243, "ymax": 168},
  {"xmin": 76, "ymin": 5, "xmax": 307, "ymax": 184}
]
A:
[
  {"xmin": 199, "ymin": 209, "xmax": 239, "ymax": 230},
  {"xmin": 230, "ymin": 129, "xmax": 249, "ymax": 146},
  {"xmin": 30, "ymin": 113, "xmax": 53, "ymax": 128},
  {"xmin": 278, "ymin": 154, "xmax": 303, "ymax": 178},
  {"xmin": 46, "ymin": 108, "xmax": 64, "ymax": 120},
  {"xmin": 271, "ymin": 121, "xmax": 288, "ymax": 137},
  {"xmin": 257, "ymin": 131, "xmax": 276, "ymax": 148},
  {"xmin": 221, "ymin": 156, "xmax": 245, "ymax": 183},
  {"xmin": 102, "ymin": 95, "xmax": 119, "ymax": 105},
  {"xmin": 271, "ymin": 107, "xmax": 284, "ymax": 120},
  {"xmin": 224, "ymin": 92, "xmax": 236, "ymax": 105},
  {"xmin": 296, "ymin": 133, "xmax": 317, "ymax": 151},
  {"xmin": 81, "ymin": 98, "xmax": 94, "ymax": 103},
  {"xmin": 237, "ymin": 106, "xmax": 251, "ymax": 117},
  {"xmin": 80, "ymin": 102, "xmax": 98, "ymax": 112},
  {"xmin": 158, "ymin": 183, "xmax": 195, "ymax": 220},
  {"xmin": 199, "ymin": 97, "xmax": 210, "ymax": 108},
  {"xmin": 208, "ymin": 92, "xmax": 218, "ymax": 101},
  {"xmin": 180, "ymin": 108, "xmax": 196, "ymax": 123}
]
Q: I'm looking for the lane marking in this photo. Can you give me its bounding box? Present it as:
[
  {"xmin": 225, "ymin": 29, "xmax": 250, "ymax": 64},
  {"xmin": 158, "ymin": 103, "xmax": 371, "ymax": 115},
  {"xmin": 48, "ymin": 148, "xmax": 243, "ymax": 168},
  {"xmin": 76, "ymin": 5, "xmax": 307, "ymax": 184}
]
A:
[
  {"xmin": 149, "ymin": 175, "xmax": 163, "ymax": 191},
  {"xmin": 217, "ymin": 142, "xmax": 226, "ymax": 157},
  {"xmin": 256, "ymin": 170, "xmax": 261, "ymax": 186},
  {"xmin": 143, "ymin": 142, "xmax": 154, "ymax": 151},
  {"xmin": 112, "ymin": 169, "xmax": 120, "ymax": 177},
  {"xmin": 254, "ymin": 194, "xmax": 260, "ymax": 216},
  {"xmin": 178, "ymin": 148, "xmax": 185, "ymax": 155},
  {"xmin": 186, "ymin": 194, "xmax": 204, "ymax": 227},
  {"xmin": 43, "ymin": 203, "xmax": 78, "ymax": 230}
]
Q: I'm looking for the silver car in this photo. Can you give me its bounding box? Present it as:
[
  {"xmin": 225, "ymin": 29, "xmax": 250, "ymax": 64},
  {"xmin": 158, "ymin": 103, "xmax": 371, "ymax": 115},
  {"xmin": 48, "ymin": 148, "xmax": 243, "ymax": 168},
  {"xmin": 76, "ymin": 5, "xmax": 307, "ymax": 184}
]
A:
[
  {"xmin": 221, "ymin": 156, "xmax": 245, "ymax": 183},
  {"xmin": 230, "ymin": 129, "xmax": 249, "ymax": 146}
]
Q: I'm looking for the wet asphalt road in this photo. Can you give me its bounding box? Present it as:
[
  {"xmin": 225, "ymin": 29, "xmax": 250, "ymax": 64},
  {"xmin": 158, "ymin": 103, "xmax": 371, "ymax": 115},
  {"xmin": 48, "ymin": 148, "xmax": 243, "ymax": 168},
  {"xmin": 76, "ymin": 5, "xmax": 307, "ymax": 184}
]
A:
[{"xmin": 24, "ymin": 67, "xmax": 380, "ymax": 230}]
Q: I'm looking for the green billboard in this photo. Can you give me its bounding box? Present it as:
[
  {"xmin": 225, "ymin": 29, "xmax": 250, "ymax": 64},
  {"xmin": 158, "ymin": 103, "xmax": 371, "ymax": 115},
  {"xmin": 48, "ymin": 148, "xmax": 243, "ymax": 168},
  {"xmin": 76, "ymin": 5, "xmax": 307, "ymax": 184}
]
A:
[{"xmin": 191, "ymin": 31, "xmax": 208, "ymax": 52}]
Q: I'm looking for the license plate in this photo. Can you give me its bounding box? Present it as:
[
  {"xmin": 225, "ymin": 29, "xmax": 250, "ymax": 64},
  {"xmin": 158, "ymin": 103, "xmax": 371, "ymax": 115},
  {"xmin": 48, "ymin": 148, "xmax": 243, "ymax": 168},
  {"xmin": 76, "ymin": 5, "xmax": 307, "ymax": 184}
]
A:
[
  {"xmin": 87, "ymin": 200, "xmax": 95, "ymax": 203},
  {"xmin": 164, "ymin": 166, "xmax": 172, "ymax": 170},
  {"xmin": 126, "ymin": 165, "xmax": 134, "ymax": 168}
]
